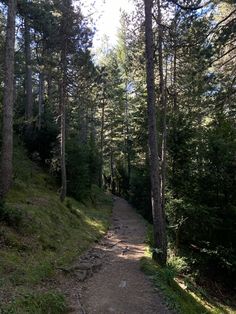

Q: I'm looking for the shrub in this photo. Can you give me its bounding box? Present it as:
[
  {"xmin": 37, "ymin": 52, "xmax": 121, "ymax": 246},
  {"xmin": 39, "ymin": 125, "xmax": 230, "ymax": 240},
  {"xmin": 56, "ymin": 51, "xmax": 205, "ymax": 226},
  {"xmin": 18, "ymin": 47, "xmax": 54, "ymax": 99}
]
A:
[{"xmin": 0, "ymin": 203, "xmax": 24, "ymax": 229}]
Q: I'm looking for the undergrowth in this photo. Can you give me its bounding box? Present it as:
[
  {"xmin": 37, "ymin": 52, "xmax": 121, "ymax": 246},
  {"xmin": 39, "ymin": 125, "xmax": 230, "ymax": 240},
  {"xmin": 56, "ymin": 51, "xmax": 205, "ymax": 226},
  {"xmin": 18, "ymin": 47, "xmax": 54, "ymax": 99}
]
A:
[
  {"xmin": 0, "ymin": 143, "xmax": 112, "ymax": 313},
  {"xmin": 141, "ymin": 225, "xmax": 236, "ymax": 314}
]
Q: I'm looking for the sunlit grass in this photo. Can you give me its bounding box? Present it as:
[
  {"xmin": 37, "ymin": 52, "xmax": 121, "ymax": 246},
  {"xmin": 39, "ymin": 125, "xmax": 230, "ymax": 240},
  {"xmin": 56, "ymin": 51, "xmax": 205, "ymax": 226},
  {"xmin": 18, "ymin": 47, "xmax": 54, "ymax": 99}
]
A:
[
  {"xmin": 141, "ymin": 245, "xmax": 235, "ymax": 313},
  {"xmin": 141, "ymin": 224, "xmax": 236, "ymax": 314}
]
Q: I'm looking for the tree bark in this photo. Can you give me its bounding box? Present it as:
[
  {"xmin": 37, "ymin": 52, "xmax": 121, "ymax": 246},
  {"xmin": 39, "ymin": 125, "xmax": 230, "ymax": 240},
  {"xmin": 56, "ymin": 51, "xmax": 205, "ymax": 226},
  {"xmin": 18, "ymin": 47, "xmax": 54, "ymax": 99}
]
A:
[
  {"xmin": 172, "ymin": 11, "xmax": 178, "ymax": 190},
  {"xmin": 173, "ymin": 38, "xmax": 177, "ymax": 111},
  {"xmin": 157, "ymin": 0, "xmax": 167, "ymax": 214},
  {"xmin": 79, "ymin": 103, "xmax": 88, "ymax": 145},
  {"xmin": 47, "ymin": 67, "xmax": 52, "ymax": 106},
  {"xmin": 59, "ymin": 0, "xmax": 70, "ymax": 202},
  {"xmin": 99, "ymin": 96, "xmax": 105, "ymax": 188},
  {"xmin": 0, "ymin": 0, "xmax": 16, "ymax": 198},
  {"xmin": 110, "ymin": 149, "xmax": 115, "ymax": 194},
  {"xmin": 125, "ymin": 81, "xmax": 131, "ymax": 189},
  {"xmin": 24, "ymin": 16, "xmax": 33, "ymax": 120},
  {"xmin": 144, "ymin": 0, "xmax": 167, "ymax": 265},
  {"xmin": 59, "ymin": 75, "xmax": 67, "ymax": 202},
  {"xmin": 38, "ymin": 71, "xmax": 45, "ymax": 130}
]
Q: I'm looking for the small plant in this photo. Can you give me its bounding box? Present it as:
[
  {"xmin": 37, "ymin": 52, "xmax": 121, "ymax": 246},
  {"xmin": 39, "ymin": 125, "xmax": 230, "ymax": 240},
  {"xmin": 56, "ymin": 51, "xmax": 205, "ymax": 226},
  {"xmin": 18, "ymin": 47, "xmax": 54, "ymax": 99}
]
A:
[
  {"xmin": 0, "ymin": 204, "xmax": 24, "ymax": 229},
  {"xmin": 66, "ymin": 199, "xmax": 72, "ymax": 209},
  {"xmin": 67, "ymin": 203, "xmax": 82, "ymax": 219},
  {"xmin": 168, "ymin": 255, "xmax": 189, "ymax": 275},
  {"xmin": 140, "ymin": 256, "xmax": 211, "ymax": 313}
]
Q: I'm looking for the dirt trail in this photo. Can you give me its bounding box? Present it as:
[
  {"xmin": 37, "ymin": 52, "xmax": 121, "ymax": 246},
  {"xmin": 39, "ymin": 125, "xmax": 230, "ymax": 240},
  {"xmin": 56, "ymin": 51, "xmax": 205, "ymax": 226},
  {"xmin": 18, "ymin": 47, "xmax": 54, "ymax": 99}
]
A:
[{"xmin": 74, "ymin": 197, "xmax": 171, "ymax": 314}]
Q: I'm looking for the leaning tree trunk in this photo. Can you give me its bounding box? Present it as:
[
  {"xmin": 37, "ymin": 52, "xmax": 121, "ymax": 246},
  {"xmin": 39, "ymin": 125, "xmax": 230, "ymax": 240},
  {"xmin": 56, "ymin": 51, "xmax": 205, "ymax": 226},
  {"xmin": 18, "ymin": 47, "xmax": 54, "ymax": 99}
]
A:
[
  {"xmin": 0, "ymin": 0, "xmax": 16, "ymax": 199},
  {"xmin": 144, "ymin": 0, "xmax": 167, "ymax": 265}
]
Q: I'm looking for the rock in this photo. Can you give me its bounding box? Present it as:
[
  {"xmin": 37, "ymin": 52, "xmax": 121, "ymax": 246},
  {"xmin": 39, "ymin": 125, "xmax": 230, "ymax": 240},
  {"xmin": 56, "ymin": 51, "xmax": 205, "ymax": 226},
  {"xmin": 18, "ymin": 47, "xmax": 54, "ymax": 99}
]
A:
[
  {"xmin": 108, "ymin": 307, "xmax": 116, "ymax": 312},
  {"xmin": 122, "ymin": 246, "xmax": 130, "ymax": 255},
  {"xmin": 74, "ymin": 262, "xmax": 93, "ymax": 270},
  {"xmin": 92, "ymin": 261, "xmax": 102, "ymax": 272},
  {"xmin": 67, "ymin": 306, "xmax": 77, "ymax": 313},
  {"xmin": 91, "ymin": 252, "xmax": 102, "ymax": 259},
  {"xmin": 119, "ymin": 280, "xmax": 127, "ymax": 288},
  {"xmin": 76, "ymin": 270, "xmax": 88, "ymax": 281}
]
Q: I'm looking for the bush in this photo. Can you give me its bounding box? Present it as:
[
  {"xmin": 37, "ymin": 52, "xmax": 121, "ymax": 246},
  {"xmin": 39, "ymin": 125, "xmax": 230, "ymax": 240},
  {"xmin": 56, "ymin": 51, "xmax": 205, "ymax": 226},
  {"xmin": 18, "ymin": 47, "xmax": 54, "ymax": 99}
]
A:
[
  {"xmin": 166, "ymin": 193, "xmax": 236, "ymax": 288},
  {"xmin": 66, "ymin": 137, "xmax": 100, "ymax": 201},
  {"xmin": 0, "ymin": 203, "xmax": 24, "ymax": 229},
  {"xmin": 129, "ymin": 166, "xmax": 152, "ymax": 222},
  {"xmin": 22, "ymin": 124, "xmax": 58, "ymax": 164},
  {"xmin": 168, "ymin": 255, "xmax": 189, "ymax": 275}
]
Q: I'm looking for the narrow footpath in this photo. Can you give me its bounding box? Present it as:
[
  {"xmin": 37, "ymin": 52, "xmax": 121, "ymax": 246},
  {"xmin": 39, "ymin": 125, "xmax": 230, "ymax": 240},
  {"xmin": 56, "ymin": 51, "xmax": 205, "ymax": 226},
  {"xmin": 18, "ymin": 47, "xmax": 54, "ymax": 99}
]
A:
[{"xmin": 73, "ymin": 197, "xmax": 171, "ymax": 314}]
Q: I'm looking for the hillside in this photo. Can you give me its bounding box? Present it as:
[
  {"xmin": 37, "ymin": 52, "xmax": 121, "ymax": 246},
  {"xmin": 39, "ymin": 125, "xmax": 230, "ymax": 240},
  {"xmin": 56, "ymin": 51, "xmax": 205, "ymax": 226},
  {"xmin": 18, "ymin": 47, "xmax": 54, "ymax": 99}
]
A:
[{"xmin": 0, "ymin": 142, "xmax": 112, "ymax": 312}]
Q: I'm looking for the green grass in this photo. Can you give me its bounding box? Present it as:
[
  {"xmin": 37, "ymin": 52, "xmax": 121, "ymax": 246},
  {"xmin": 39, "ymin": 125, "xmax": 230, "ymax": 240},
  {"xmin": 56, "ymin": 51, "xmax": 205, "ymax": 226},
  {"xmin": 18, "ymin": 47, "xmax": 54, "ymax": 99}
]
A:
[
  {"xmin": 1, "ymin": 291, "xmax": 66, "ymax": 314},
  {"xmin": 0, "ymin": 143, "xmax": 113, "ymax": 313},
  {"xmin": 141, "ymin": 226, "xmax": 236, "ymax": 314}
]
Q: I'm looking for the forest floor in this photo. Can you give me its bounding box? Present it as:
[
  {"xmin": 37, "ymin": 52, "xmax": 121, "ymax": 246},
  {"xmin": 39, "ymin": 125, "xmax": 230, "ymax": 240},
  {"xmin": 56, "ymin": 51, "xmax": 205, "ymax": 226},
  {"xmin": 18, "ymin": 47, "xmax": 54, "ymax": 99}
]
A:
[{"xmin": 58, "ymin": 196, "xmax": 171, "ymax": 314}]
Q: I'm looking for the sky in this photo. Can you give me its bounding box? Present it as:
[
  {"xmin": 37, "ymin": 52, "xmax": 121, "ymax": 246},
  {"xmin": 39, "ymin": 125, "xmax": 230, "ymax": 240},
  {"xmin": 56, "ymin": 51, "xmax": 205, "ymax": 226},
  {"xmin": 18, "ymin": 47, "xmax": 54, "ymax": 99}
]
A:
[{"xmin": 74, "ymin": 0, "xmax": 135, "ymax": 50}]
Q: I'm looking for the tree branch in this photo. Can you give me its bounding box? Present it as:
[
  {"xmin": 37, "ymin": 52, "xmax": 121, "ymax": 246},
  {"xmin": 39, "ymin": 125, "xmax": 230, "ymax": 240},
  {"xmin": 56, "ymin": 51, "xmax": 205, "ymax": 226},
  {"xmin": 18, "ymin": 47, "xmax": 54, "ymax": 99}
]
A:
[
  {"xmin": 169, "ymin": 0, "xmax": 211, "ymax": 10},
  {"xmin": 213, "ymin": 9, "xmax": 236, "ymax": 31},
  {"xmin": 212, "ymin": 46, "xmax": 236, "ymax": 64},
  {"xmin": 219, "ymin": 54, "xmax": 236, "ymax": 68}
]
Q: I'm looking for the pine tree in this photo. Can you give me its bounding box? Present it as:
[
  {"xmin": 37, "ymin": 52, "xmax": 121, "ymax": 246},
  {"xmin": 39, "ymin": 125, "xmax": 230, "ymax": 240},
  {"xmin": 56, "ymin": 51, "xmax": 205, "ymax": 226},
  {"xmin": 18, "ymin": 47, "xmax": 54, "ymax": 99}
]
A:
[
  {"xmin": 0, "ymin": 0, "xmax": 16, "ymax": 198},
  {"xmin": 144, "ymin": 0, "xmax": 167, "ymax": 265}
]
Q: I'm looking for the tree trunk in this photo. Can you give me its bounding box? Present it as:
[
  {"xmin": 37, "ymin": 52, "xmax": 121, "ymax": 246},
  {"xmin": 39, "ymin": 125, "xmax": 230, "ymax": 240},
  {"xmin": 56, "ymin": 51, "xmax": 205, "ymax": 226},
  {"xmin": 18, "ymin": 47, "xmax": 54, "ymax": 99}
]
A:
[
  {"xmin": 24, "ymin": 16, "xmax": 33, "ymax": 120},
  {"xmin": 0, "ymin": 0, "xmax": 16, "ymax": 198},
  {"xmin": 99, "ymin": 96, "xmax": 105, "ymax": 188},
  {"xmin": 59, "ymin": 76, "xmax": 67, "ymax": 202},
  {"xmin": 144, "ymin": 0, "xmax": 167, "ymax": 265},
  {"xmin": 172, "ymin": 12, "xmax": 178, "ymax": 190},
  {"xmin": 47, "ymin": 67, "xmax": 52, "ymax": 105},
  {"xmin": 38, "ymin": 71, "xmax": 45, "ymax": 130},
  {"xmin": 59, "ymin": 0, "xmax": 70, "ymax": 202},
  {"xmin": 110, "ymin": 149, "xmax": 115, "ymax": 194},
  {"xmin": 157, "ymin": 0, "xmax": 167, "ymax": 214},
  {"xmin": 173, "ymin": 38, "xmax": 177, "ymax": 111},
  {"xmin": 125, "ymin": 82, "xmax": 131, "ymax": 189},
  {"xmin": 38, "ymin": 38, "xmax": 46, "ymax": 130}
]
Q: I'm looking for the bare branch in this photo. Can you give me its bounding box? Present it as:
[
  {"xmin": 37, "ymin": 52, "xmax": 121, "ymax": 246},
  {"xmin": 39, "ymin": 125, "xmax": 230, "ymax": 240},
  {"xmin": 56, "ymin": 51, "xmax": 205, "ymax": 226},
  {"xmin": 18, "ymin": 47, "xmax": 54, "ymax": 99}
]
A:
[
  {"xmin": 212, "ymin": 46, "xmax": 236, "ymax": 64},
  {"xmin": 219, "ymin": 54, "xmax": 236, "ymax": 68},
  {"xmin": 214, "ymin": 9, "xmax": 236, "ymax": 30},
  {"xmin": 169, "ymin": 0, "xmax": 211, "ymax": 10}
]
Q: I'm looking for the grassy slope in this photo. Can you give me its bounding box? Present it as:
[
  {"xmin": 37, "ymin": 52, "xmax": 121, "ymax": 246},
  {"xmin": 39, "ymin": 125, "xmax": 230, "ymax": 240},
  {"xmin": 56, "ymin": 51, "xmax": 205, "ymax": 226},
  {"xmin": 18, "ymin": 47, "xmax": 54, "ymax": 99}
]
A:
[
  {"xmin": 141, "ymin": 227, "xmax": 236, "ymax": 314},
  {"xmin": 0, "ymin": 143, "xmax": 112, "ymax": 313}
]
